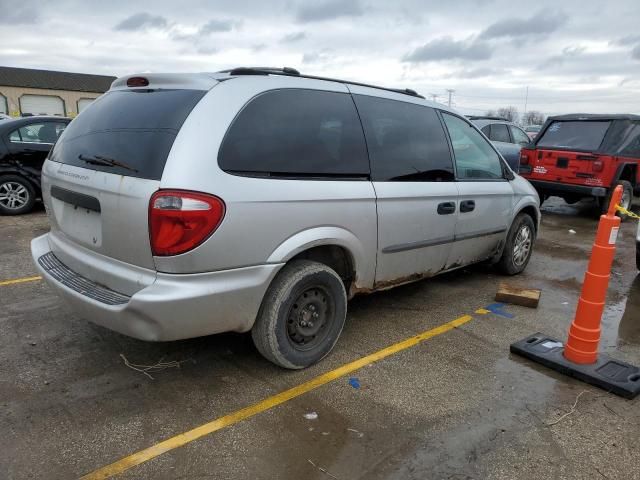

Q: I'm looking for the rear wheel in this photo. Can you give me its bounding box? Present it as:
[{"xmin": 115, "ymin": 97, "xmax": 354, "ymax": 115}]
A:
[
  {"xmin": 601, "ymin": 180, "xmax": 633, "ymax": 221},
  {"xmin": 251, "ymin": 260, "xmax": 347, "ymax": 369},
  {"xmin": 496, "ymin": 213, "xmax": 536, "ymax": 275},
  {"xmin": 0, "ymin": 175, "xmax": 36, "ymax": 215}
]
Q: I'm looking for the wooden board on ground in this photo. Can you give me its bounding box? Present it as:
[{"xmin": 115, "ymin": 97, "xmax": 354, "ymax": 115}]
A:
[{"xmin": 495, "ymin": 283, "xmax": 541, "ymax": 308}]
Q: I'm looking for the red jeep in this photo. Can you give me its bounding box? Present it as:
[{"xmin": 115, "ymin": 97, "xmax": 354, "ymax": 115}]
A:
[{"xmin": 519, "ymin": 114, "xmax": 640, "ymax": 218}]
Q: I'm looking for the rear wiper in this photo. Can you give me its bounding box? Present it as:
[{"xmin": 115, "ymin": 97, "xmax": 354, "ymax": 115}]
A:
[{"xmin": 78, "ymin": 154, "xmax": 139, "ymax": 173}]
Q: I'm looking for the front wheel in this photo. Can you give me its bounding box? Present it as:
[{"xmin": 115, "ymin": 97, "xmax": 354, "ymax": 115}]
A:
[
  {"xmin": 496, "ymin": 213, "xmax": 536, "ymax": 275},
  {"xmin": 0, "ymin": 175, "xmax": 36, "ymax": 215},
  {"xmin": 251, "ymin": 260, "xmax": 347, "ymax": 369}
]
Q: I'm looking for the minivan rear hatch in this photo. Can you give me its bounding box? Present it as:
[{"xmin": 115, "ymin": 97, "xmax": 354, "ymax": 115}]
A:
[{"xmin": 43, "ymin": 84, "xmax": 208, "ymax": 272}]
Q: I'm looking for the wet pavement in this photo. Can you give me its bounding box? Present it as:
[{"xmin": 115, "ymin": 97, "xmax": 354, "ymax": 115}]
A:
[{"xmin": 1, "ymin": 198, "xmax": 639, "ymax": 479}]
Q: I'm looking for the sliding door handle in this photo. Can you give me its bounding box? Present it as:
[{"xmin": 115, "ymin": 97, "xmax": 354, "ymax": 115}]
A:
[
  {"xmin": 437, "ymin": 202, "xmax": 456, "ymax": 215},
  {"xmin": 460, "ymin": 200, "xmax": 475, "ymax": 213}
]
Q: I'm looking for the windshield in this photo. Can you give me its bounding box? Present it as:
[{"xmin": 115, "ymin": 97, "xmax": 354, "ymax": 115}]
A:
[
  {"xmin": 49, "ymin": 89, "xmax": 206, "ymax": 180},
  {"xmin": 536, "ymin": 120, "xmax": 610, "ymax": 151}
]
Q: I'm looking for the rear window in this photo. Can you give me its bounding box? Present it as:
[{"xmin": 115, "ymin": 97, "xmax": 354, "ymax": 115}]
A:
[
  {"xmin": 489, "ymin": 123, "xmax": 511, "ymax": 143},
  {"xmin": 218, "ymin": 89, "xmax": 369, "ymax": 178},
  {"xmin": 49, "ymin": 89, "xmax": 206, "ymax": 180},
  {"xmin": 536, "ymin": 121, "xmax": 610, "ymax": 151}
]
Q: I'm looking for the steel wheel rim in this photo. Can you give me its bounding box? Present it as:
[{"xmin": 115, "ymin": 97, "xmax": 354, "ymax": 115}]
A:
[
  {"xmin": 286, "ymin": 285, "xmax": 334, "ymax": 351},
  {"xmin": 513, "ymin": 224, "xmax": 532, "ymax": 267},
  {"xmin": 0, "ymin": 181, "xmax": 29, "ymax": 210}
]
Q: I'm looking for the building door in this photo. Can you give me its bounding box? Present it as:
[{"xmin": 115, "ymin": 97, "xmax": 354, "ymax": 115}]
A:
[
  {"xmin": 77, "ymin": 98, "xmax": 94, "ymax": 113},
  {"xmin": 20, "ymin": 95, "xmax": 65, "ymax": 116}
]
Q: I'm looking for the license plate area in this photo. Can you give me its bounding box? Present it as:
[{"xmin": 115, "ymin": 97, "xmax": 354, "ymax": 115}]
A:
[
  {"xmin": 556, "ymin": 157, "xmax": 569, "ymax": 168},
  {"xmin": 50, "ymin": 197, "xmax": 102, "ymax": 248}
]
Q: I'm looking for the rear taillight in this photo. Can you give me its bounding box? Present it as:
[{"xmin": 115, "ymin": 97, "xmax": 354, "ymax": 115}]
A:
[
  {"xmin": 127, "ymin": 76, "xmax": 149, "ymax": 87},
  {"xmin": 149, "ymin": 190, "xmax": 225, "ymax": 256},
  {"xmin": 520, "ymin": 150, "xmax": 530, "ymax": 165},
  {"xmin": 593, "ymin": 161, "xmax": 604, "ymax": 172}
]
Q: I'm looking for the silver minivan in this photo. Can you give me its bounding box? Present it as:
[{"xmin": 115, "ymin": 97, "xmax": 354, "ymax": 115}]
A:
[{"xmin": 31, "ymin": 67, "xmax": 540, "ymax": 369}]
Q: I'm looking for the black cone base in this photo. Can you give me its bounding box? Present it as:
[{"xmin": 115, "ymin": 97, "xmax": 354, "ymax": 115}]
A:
[{"xmin": 510, "ymin": 333, "xmax": 640, "ymax": 399}]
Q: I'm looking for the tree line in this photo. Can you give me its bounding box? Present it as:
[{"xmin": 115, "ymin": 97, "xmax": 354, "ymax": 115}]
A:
[{"xmin": 485, "ymin": 107, "xmax": 546, "ymax": 126}]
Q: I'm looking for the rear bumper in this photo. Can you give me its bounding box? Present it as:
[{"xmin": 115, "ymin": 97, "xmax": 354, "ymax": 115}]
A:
[
  {"xmin": 31, "ymin": 234, "xmax": 283, "ymax": 341},
  {"xmin": 523, "ymin": 178, "xmax": 607, "ymax": 198}
]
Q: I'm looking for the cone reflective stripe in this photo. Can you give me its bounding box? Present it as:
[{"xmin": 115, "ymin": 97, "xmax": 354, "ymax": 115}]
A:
[{"xmin": 564, "ymin": 185, "xmax": 623, "ymax": 364}]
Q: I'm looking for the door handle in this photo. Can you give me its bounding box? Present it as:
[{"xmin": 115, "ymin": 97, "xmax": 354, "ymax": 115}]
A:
[
  {"xmin": 437, "ymin": 202, "xmax": 456, "ymax": 215},
  {"xmin": 460, "ymin": 200, "xmax": 475, "ymax": 213}
]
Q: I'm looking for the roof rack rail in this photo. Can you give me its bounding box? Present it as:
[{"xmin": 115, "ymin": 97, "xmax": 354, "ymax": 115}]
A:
[
  {"xmin": 221, "ymin": 67, "xmax": 425, "ymax": 99},
  {"xmin": 225, "ymin": 66, "xmax": 301, "ymax": 76},
  {"xmin": 466, "ymin": 115, "xmax": 509, "ymax": 121}
]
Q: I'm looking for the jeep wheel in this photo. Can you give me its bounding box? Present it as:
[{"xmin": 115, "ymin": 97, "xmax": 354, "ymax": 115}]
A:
[
  {"xmin": 251, "ymin": 260, "xmax": 347, "ymax": 369},
  {"xmin": 496, "ymin": 213, "xmax": 536, "ymax": 275},
  {"xmin": 0, "ymin": 175, "xmax": 36, "ymax": 215},
  {"xmin": 601, "ymin": 180, "xmax": 633, "ymax": 221}
]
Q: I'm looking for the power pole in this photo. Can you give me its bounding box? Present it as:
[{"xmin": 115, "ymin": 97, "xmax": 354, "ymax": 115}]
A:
[
  {"xmin": 446, "ymin": 89, "xmax": 455, "ymax": 108},
  {"xmin": 429, "ymin": 93, "xmax": 439, "ymax": 103},
  {"xmin": 523, "ymin": 86, "xmax": 529, "ymax": 125}
]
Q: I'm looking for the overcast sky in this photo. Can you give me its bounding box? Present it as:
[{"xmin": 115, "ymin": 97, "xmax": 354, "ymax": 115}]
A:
[{"xmin": 2, "ymin": 0, "xmax": 640, "ymax": 118}]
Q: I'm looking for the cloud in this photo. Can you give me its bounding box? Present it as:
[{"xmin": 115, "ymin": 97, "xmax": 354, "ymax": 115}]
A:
[
  {"xmin": 449, "ymin": 67, "xmax": 510, "ymax": 79},
  {"xmin": 0, "ymin": 0, "xmax": 40, "ymax": 24},
  {"xmin": 302, "ymin": 51, "xmax": 332, "ymax": 64},
  {"xmin": 281, "ymin": 32, "xmax": 306, "ymax": 43},
  {"xmin": 114, "ymin": 13, "xmax": 168, "ymax": 31},
  {"xmin": 199, "ymin": 19, "xmax": 240, "ymax": 34},
  {"xmin": 633, "ymin": 45, "xmax": 640, "ymax": 60},
  {"xmin": 296, "ymin": 0, "xmax": 363, "ymax": 23},
  {"xmin": 611, "ymin": 34, "xmax": 640, "ymax": 46},
  {"xmin": 538, "ymin": 45, "xmax": 586, "ymax": 69},
  {"xmin": 479, "ymin": 10, "xmax": 568, "ymax": 40},
  {"xmin": 403, "ymin": 37, "xmax": 491, "ymax": 63}
]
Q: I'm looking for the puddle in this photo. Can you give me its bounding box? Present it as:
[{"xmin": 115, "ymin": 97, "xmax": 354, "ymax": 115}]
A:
[{"xmin": 618, "ymin": 276, "xmax": 640, "ymax": 346}]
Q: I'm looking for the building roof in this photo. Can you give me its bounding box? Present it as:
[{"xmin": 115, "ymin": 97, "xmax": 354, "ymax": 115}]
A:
[{"xmin": 0, "ymin": 66, "xmax": 116, "ymax": 93}]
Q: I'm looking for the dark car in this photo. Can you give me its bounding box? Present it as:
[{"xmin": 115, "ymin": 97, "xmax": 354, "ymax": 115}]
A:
[
  {"xmin": 468, "ymin": 116, "xmax": 531, "ymax": 171},
  {"xmin": 468, "ymin": 116, "xmax": 532, "ymax": 147},
  {"xmin": 520, "ymin": 114, "xmax": 640, "ymax": 217},
  {"xmin": 0, "ymin": 116, "xmax": 70, "ymax": 214}
]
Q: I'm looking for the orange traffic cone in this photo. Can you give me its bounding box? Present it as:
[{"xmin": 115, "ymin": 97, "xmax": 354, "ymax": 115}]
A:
[
  {"xmin": 564, "ymin": 185, "xmax": 623, "ymax": 364},
  {"xmin": 510, "ymin": 184, "xmax": 640, "ymax": 399}
]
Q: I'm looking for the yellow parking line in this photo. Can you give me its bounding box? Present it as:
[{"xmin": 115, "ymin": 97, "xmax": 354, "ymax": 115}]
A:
[
  {"xmin": 80, "ymin": 313, "xmax": 475, "ymax": 479},
  {"xmin": 0, "ymin": 275, "xmax": 42, "ymax": 287}
]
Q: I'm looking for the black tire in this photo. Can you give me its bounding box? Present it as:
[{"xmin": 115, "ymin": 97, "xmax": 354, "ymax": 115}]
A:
[
  {"xmin": 0, "ymin": 175, "xmax": 36, "ymax": 215},
  {"xmin": 601, "ymin": 180, "xmax": 633, "ymax": 221},
  {"xmin": 535, "ymin": 190, "xmax": 549, "ymax": 206},
  {"xmin": 496, "ymin": 213, "xmax": 536, "ymax": 275},
  {"xmin": 251, "ymin": 260, "xmax": 347, "ymax": 369}
]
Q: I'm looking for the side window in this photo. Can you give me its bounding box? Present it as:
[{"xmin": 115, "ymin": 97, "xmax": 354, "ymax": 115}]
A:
[
  {"xmin": 481, "ymin": 125, "xmax": 491, "ymax": 136},
  {"xmin": 9, "ymin": 122, "xmax": 66, "ymax": 144},
  {"xmin": 353, "ymin": 95, "xmax": 454, "ymax": 181},
  {"xmin": 9, "ymin": 129, "xmax": 21, "ymax": 142},
  {"xmin": 510, "ymin": 126, "xmax": 531, "ymax": 145},
  {"xmin": 489, "ymin": 123, "xmax": 511, "ymax": 143},
  {"xmin": 441, "ymin": 113, "xmax": 504, "ymax": 180},
  {"xmin": 218, "ymin": 89, "xmax": 369, "ymax": 177}
]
